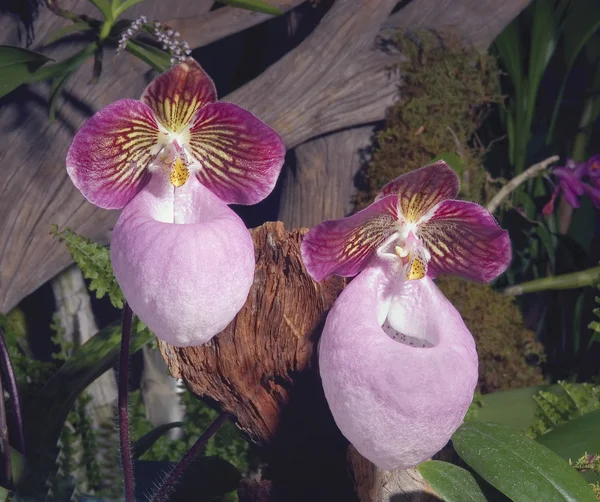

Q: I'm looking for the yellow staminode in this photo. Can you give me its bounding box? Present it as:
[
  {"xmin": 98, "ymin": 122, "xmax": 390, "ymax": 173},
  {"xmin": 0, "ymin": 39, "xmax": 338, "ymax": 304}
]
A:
[
  {"xmin": 408, "ymin": 255, "xmax": 426, "ymax": 280},
  {"xmin": 170, "ymin": 157, "xmax": 190, "ymax": 187}
]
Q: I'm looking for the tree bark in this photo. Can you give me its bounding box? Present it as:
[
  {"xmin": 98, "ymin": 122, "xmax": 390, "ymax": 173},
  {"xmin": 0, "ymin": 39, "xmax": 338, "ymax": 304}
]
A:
[{"xmin": 159, "ymin": 222, "xmax": 357, "ymax": 502}]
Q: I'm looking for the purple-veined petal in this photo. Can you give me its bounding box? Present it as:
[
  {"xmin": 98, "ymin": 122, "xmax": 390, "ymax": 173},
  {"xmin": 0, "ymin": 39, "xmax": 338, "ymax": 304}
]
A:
[
  {"xmin": 66, "ymin": 99, "xmax": 158, "ymax": 209},
  {"xmin": 419, "ymin": 200, "xmax": 511, "ymax": 282},
  {"xmin": 141, "ymin": 60, "xmax": 217, "ymax": 134},
  {"xmin": 111, "ymin": 173, "xmax": 255, "ymax": 347},
  {"xmin": 187, "ymin": 102, "xmax": 285, "ymax": 205},
  {"xmin": 300, "ymin": 195, "xmax": 399, "ymax": 282},
  {"xmin": 375, "ymin": 161, "xmax": 460, "ymax": 223},
  {"xmin": 319, "ymin": 265, "xmax": 478, "ymax": 470}
]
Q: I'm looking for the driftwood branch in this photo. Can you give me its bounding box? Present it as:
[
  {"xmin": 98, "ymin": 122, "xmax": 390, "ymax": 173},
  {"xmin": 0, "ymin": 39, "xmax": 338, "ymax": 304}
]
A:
[
  {"xmin": 164, "ymin": 0, "xmax": 306, "ymax": 49},
  {"xmin": 383, "ymin": 0, "xmax": 530, "ymax": 49},
  {"xmin": 0, "ymin": 0, "xmax": 398, "ymax": 313},
  {"xmin": 279, "ymin": 126, "xmax": 375, "ymax": 227},
  {"xmin": 159, "ymin": 222, "xmax": 358, "ymax": 501}
]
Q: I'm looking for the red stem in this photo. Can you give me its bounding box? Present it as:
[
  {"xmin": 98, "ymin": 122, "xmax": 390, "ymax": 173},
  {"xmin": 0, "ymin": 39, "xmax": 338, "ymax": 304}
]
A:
[{"xmin": 119, "ymin": 303, "xmax": 134, "ymax": 502}]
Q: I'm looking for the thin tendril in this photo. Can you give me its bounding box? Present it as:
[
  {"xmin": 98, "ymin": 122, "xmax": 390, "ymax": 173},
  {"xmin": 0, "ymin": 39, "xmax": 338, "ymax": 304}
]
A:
[{"xmin": 0, "ymin": 328, "xmax": 26, "ymax": 456}]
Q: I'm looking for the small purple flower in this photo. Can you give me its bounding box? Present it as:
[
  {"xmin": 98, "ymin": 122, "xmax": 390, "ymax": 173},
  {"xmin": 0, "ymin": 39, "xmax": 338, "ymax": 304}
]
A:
[
  {"xmin": 301, "ymin": 162, "xmax": 511, "ymax": 470},
  {"xmin": 543, "ymin": 156, "xmax": 600, "ymax": 215},
  {"xmin": 67, "ymin": 61, "xmax": 285, "ymax": 347}
]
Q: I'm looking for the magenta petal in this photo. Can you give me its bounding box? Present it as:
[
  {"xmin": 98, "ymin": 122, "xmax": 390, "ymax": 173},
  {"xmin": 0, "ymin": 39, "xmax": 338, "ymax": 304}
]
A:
[
  {"xmin": 319, "ymin": 266, "xmax": 478, "ymax": 470},
  {"xmin": 419, "ymin": 200, "xmax": 511, "ymax": 282},
  {"xmin": 66, "ymin": 99, "xmax": 158, "ymax": 209},
  {"xmin": 110, "ymin": 176, "xmax": 255, "ymax": 347},
  {"xmin": 375, "ymin": 161, "xmax": 460, "ymax": 223},
  {"xmin": 188, "ymin": 102, "xmax": 285, "ymax": 205},
  {"xmin": 141, "ymin": 60, "xmax": 217, "ymax": 134},
  {"xmin": 559, "ymin": 180, "xmax": 581, "ymax": 208},
  {"xmin": 300, "ymin": 195, "xmax": 399, "ymax": 282}
]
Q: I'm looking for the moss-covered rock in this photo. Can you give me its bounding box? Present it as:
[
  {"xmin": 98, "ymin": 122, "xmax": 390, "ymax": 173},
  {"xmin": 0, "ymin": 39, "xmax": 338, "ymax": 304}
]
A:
[
  {"xmin": 355, "ymin": 31, "xmax": 502, "ymax": 208},
  {"xmin": 437, "ymin": 277, "xmax": 546, "ymax": 393}
]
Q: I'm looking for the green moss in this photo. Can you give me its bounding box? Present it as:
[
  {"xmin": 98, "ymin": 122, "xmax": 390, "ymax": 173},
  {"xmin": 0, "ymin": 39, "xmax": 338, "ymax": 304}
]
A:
[
  {"xmin": 355, "ymin": 31, "xmax": 502, "ymax": 208},
  {"xmin": 436, "ymin": 277, "xmax": 546, "ymax": 393}
]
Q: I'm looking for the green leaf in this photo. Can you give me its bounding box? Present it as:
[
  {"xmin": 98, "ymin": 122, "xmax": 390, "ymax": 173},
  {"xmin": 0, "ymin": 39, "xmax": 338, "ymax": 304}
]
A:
[
  {"xmin": 21, "ymin": 321, "xmax": 153, "ymax": 494},
  {"xmin": 527, "ymin": 0, "xmax": 558, "ymax": 126},
  {"xmin": 0, "ymin": 45, "xmax": 52, "ymax": 98},
  {"xmin": 453, "ymin": 421, "xmax": 597, "ymax": 502},
  {"xmin": 547, "ymin": 0, "xmax": 600, "ymax": 142},
  {"xmin": 418, "ymin": 461, "xmax": 488, "ymax": 502},
  {"xmin": 50, "ymin": 226, "xmax": 124, "ymax": 308},
  {"xmin": 10, "ymin": 447, "xmax": 27, "ymax": 486},
  {"xmin": 430, "ymin": 152, "xmax": 465, "ymax": 173},
  {"xmin": 467, "ymin": 385, "xmax": 555, "ymax": 431},
  {"xmin": 30, "ymin": 43, "xmax": 96, "ymax": 83},
  {"xmin": 48, "ymin": 71, "xmax": 73, "ymax": 121},
  {"xmin": 43, "ymin": 21, "xmax": 92, "ymax": 46},
  {"xmin": 88, "ymin": 0, "xmax": 113, "ymax": 19},
  {"xmin": 537, "ymin": 410, "xmax": 600, "ymax": 483},
  {"xmin": 132, "ymin": 421, "xmax": 185, "ymax": 460},
  {"xmin": 217, "ymin": 0, "xmax": 283, "ymax": 15},
  {"xmin": 113, "ymin": 0, "xmax": 147, "ymax": 18},
  {"xmin": 125, "ymin": 39, "xmax": 171, "ymax": 73}
]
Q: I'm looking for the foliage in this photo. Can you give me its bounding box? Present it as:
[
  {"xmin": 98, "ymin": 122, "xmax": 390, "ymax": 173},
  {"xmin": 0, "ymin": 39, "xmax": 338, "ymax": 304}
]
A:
[
  {"xmin": 528, "ymin": 381, "xmax": 600, "ymax": 438},
  {"xmin": 419, "ymin": 421, "xmax": 597, "ymax": 501},
  {"xmin": 436, "ymin": 277, "xmax": 546, "ymax": 393},
  {"xmin": 129, "ymin": 388, "xmax": 250, "ymax": 473},
  {"xmin": 50, "ymin": 225, "xmax": 124, "ymax": 309},
  {"xmin": 571, "ymin": 454, "xmax": 600, "ymax": 500},
  {"xmin": 0, "ymin": 0, "xmax": 282, "ymax": 109},
  {"xmin": 355, "ymin": 30, "xmax": 502, "ymax": 209}
]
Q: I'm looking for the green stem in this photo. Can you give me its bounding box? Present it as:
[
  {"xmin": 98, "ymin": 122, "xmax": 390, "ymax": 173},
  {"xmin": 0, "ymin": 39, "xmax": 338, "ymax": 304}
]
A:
[{"xmin": 504, "ymin": 265, "xmax": 600, "ymax": 295}]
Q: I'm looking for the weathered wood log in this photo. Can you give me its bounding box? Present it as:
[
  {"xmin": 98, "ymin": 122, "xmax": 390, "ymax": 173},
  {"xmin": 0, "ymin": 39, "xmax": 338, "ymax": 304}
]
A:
[
  {"xmin": 384, "ymin": 0, "xmax": 530, "ymax": 50},
  {"xmin": 0, "ymin": 0, "xmax": 399, "ymax": 313},
  {"xmin": 164, "ymin": 0, "xmax": 306, "ymax": 49},
  {"xmin": 279, "ymin": 125, "xmax": 375, "ymax": 227},
  {"xmin": 159, "ymin": 222, "xmax": 359, "ymax": 501},
  {"xmin": 348, "ymin": 446, "xmax": 442, "ymax": 502},
  {"xmin": 276, "ymin": 0, "xmax": 530, "ymax": 238}
]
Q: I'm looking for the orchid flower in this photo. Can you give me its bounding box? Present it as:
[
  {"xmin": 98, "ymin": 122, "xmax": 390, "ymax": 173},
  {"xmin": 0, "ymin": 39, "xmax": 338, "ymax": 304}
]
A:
[
  {"xmin": 67, "ymin": 60, "xmax": 285, "ymax": 347},
  {"xmin": 543, "ymin": 156, "xmax": 600, "ymax": 215},
  {"xmin": 300, "ymin": 161, "xmax": 511, "ymax": 470}
]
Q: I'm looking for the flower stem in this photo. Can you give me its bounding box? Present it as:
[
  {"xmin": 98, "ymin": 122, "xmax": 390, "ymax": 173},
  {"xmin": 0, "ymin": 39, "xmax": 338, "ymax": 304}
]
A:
[
  {"xmin": 119, "ymin": 303, "xmax": 134, "ymax": 502},
  {"xmin": 0, "ymin": 328, "xmax": 25, "ymax": 456},
  {"xmin": 486, "ymin": 155, "xmax": 560, "ymax": 214},
  {"xmin": 151, "ymin": 411, "xmax": 231, "ymax": 502},
  {"xmin": 0, "ymin": 346, "xmax": 12, "ymax": 490}
]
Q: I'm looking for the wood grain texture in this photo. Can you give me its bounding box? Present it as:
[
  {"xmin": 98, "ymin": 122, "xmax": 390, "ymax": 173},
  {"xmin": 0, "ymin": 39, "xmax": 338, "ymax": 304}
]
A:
[
  {"xmin": 275, "ymin": 0, "xmax": 531, "ymax": 241},
  {"xmin": 279, "ymin": 125, "xmax": 375, "ymax": 227},
  {"xmin": 0, "ymin": 0, "xmax": 398, "ymax": 312},
  {"xmin": 348, "ymin": 446, "xmax": 442, "ymax": 502},
  {"xmin": 160, "ymin": 222, "xmax": 359, "ymax": 501},
  {"xmin": 383, "ymin": 0, "xmax": 530, "ymax": 49},
  {"xmin": 164, "ymin": 0, "xmax": 306, "ymax": 49}
]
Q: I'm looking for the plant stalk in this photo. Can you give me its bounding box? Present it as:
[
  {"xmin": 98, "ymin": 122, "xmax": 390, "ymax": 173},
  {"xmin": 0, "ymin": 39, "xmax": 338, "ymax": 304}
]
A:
[
  {"xmin": 504, "ymin": 265, "xmax": 600, "ymax": 296},
  {"xmin": 151, "ymin": 411, "xmax": 231, "ymax": 502},
  {"xmin": 0, "ymin": 329, "xmax": 25, "ymax": 456},
  {"xmin": 119, "ymin": 303, "xmax": 134, "ymax": 502},
  {"xmin": 0, "ymin": 346, "xmax": 12, "ymax": 490}
]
